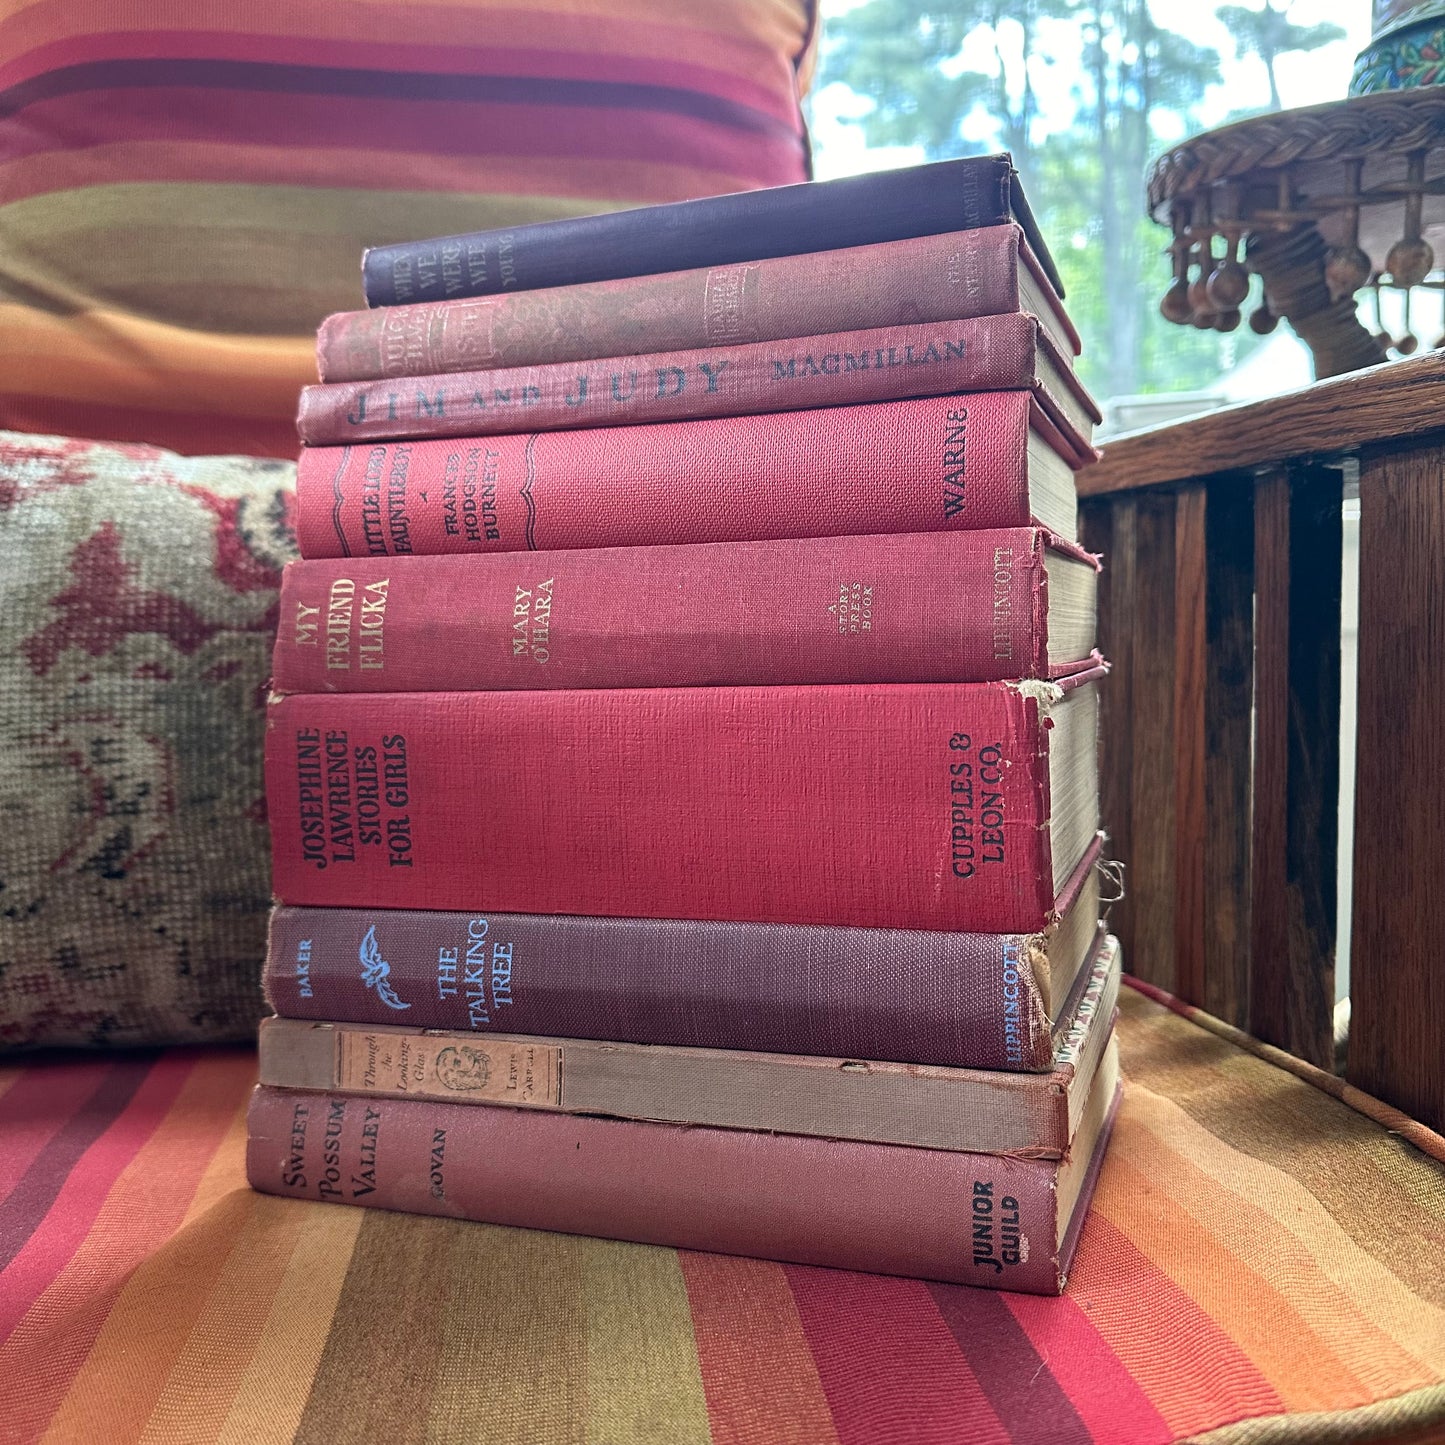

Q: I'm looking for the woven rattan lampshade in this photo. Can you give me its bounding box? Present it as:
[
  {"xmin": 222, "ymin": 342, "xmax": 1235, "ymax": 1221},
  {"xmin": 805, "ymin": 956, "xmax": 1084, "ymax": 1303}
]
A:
[{"xmin": 1148, "ymin": 4, "xmax": 1445, "ymax": 377}]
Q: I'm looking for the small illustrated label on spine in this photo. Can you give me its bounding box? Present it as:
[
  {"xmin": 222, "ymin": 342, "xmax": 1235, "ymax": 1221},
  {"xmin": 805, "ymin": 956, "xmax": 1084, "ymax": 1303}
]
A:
[{"xmin": 335, "ymin": 1031, "xmax": 561, "ymax": 1107}]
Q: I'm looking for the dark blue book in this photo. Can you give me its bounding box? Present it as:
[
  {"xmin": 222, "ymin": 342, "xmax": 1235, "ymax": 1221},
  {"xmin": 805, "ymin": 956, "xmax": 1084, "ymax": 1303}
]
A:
[{"xmin": 361, "ymin": 152, "xmax": 1062, "ymax": 307}]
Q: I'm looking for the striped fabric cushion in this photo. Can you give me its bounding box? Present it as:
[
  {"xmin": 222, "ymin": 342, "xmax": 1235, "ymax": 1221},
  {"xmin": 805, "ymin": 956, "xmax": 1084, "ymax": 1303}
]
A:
[
  {"xmin": 3, "ymin": 982, "xmax": 1444, "ymax": 1443},
  {"xmin": 0, "ymin": 1, "xmax": 815, "ymax": 458}
]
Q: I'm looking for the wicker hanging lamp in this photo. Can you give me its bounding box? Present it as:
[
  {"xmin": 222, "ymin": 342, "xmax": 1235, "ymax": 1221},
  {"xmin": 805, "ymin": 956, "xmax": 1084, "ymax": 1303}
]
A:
[{"xmin": 1150, "ymin": 1, "xmax": 1445, "ymax": 377}]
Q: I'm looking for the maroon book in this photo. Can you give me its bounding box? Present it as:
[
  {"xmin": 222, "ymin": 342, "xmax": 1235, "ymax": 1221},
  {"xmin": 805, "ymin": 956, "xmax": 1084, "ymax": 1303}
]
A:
[
  {"xmin": 296, "ymin": 316, "xmax": 1099, "ymax": 448},
  {"xmin": 293, "ymin": 392, "xmax": 1088, "ymax": 560},
  {"xmin": 245, "ymin": 1039, "xmax": 1120, "ymax": 1293},
  {"xmin": 263, "ymin": 841, "xmax": 1103, "ymax": 1072},
  {"xmin": 318, "ymin": 225, "xmax": 1081, "ymax": 384},
  {"xmin": 265, "ymin": 672, "xmax": 1104, "ymax": 933},
  {"xmin": 271, "ymin": 529, "xmax": 1100, "ymax": 694}
]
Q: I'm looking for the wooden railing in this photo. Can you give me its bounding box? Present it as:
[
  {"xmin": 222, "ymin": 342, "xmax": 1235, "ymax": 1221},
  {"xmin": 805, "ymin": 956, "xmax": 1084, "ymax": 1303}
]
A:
[{"xmin": 1080, "ymin": 351, "xmax": 1445, "ymax": 1135}]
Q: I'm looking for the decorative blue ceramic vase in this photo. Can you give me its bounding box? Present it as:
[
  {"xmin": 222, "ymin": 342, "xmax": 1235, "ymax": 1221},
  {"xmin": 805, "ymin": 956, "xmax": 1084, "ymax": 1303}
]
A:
[{"xmin": 1351, "ymin": 1, "xmax": 1445, "ymax": 93}]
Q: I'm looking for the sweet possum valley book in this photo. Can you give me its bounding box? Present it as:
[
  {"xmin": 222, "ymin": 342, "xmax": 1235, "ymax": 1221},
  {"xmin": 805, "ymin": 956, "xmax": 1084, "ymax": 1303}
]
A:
[
  {"xmin": 265, "ymin": 671, "xmax": 1104, "ymax": 933},
  {"xmin": 319, "ymin": 225, "xmax": 1080, "ymax": 383},
  {"xmin": 272, "ymin": 529, "xmax": 1100, "ymax": 693},
  {"xmin": 259, "ymin": 933, "xmax": 1120, "ymax": 1153},
  {"xmin": 247, "ymin": 1038, "xmax": 1120, "ymax": 1293},
  {"xmin": 264, "ymin": 844, "xmax": 1104, "ymax": 1071}
]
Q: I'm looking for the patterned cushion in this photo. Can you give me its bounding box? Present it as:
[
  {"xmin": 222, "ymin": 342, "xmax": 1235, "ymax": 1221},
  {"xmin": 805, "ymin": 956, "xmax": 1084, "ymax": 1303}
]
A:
[
  {"xmin": 0, "ymin": 431, "xmax": 296, "ymax": 1049},
  {"xmin": 0, "ymin": 1, "xmax": 816, "ymax": 458}
]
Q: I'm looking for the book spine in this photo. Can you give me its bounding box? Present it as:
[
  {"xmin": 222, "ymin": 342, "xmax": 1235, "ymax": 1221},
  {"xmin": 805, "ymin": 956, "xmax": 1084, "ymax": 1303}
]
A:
[
  {"xmin": 263, "ymin": 682, "xmax": 1063, "ymax": 931},
  {"xmin": 297, "ymin": 317, "xmax": 1042, "ymax": 446},
  {"xmin": 245, "ymin": 1085, "xmax": 1068, "ymax": 1291},
  {"xmin": 318, "ymin": 229, "xmax": 1028, "ymax": 382},
  {"xmin": 361, "ymin": 156, "xmax": 1015, "ymax": 305},
  {"xmin": 272, "ymin": 530, "xmax": 1068, "ymax": 693},
  {"xmin": 263, "ymin": 903, "xmax": 1062, "ymax": 1071},
  {"xmin": 255, "ymin": 1017, "xmax": 1072, "ymax": 1152},
  {"xmin": 294, "ymin": 393, "xmax": 1035, "ymax": 559}
]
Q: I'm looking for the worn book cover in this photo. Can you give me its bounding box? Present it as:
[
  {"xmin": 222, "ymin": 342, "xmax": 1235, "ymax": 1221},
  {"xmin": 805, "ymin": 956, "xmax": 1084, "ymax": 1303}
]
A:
[
  {"xmin": 271, "ymin": 529, "xmax": 1100, "ymax": 693},
  {"xmin": 362, "ymin": 154, "xmax": 1065, "ymax": 304},
  {"xmin": 294, "ymin": 392, "xmax": 1086, "ymax": 559},
  {"xmin": 265, "ymin": 672, "xmax": 1104, "ymax": 932},
  {"xmin": 297, "ymin": 315, "xmax": 1099, "ymax": 447},
  {"xmin": 258, "ymin": 933, "xmax": 1120, "ymax": 1152},
  {"xmin": 247, "ymin": 1038, "xmax": 1120, "ymax": 1293},
  {"xmin": 319, "ymin": 225, "xmax": 1080, "ymax": 383},
  {"xmin": 263, "ymin": 843, "xmax": 1105, "ymax": 1071}
]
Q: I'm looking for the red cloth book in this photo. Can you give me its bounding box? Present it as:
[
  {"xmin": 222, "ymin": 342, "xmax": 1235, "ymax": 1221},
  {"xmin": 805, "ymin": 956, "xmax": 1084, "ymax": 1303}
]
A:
[
  {"xmin": 264, "ymin": 670, "xmax": 1103, "ymax": 932},
  {"xmin": 271, "ymin": 529, "xmax": 1100, "ymax": 693},
  {"xmin": 296, "ymin": 315, "xmax": 1100, "ymax": 447},
  {"xmin": 317, "ymin": 225, "xmax": 1081, "ymax": 384},
  {"xmin": 293, "ymin": 392, "xmax": 1087, "ymax": 559}
]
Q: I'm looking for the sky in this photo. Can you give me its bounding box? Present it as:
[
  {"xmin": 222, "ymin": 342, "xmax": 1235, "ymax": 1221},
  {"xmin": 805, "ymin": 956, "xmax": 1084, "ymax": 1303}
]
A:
[{"xmin": 809, "ymin": 0, "xmax": 1374, "ymax": 179}]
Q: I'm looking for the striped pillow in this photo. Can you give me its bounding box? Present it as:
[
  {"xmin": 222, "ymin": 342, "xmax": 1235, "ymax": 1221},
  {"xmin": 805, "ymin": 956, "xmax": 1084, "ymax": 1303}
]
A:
[{"xmin": 0, "ymin": 1, "xmax": 816, "ymax": 459}]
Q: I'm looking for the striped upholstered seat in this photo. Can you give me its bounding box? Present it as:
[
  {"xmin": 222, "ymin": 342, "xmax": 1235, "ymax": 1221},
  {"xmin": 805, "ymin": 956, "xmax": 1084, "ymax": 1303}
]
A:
[{"xmin": 2, "ymin": 981, "xmax": 1442, "ymax": 1443}]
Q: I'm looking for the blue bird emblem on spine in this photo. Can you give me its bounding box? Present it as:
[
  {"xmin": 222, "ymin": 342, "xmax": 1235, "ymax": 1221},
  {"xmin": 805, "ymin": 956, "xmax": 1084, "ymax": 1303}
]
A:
[{"xmin": 358, "ymin": 924, "xmax": 411, "ymax": 1010}]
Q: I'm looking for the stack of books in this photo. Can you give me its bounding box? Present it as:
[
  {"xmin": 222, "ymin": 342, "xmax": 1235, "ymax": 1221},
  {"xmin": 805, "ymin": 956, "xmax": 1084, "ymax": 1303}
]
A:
[{"xmin": 248, "ymin": 155, "xmax": 1121, "ymax": 1295}]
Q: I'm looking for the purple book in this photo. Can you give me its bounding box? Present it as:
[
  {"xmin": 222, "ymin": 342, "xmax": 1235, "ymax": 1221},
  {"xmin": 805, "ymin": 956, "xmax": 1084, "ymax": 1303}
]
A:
[{"xmin": 263, "ymin": 839, "xmax": 1102, "ymax": 1072}]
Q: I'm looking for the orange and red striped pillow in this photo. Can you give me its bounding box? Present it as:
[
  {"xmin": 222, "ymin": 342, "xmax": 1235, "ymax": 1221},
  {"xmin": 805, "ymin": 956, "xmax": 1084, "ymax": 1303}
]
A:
[{"xmin": 0, "ymin": 0, "xmax": 816, "ymax": 458}]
